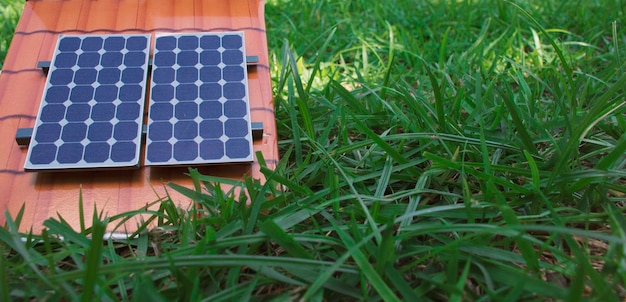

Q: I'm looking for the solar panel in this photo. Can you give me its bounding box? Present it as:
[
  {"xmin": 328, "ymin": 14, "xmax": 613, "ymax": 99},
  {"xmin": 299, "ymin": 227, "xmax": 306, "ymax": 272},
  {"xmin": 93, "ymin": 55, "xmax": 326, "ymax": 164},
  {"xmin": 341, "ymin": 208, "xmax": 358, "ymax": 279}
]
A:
[
  {"xmin": 145, "ymin": 32, "xmax": 254, "ymax": 166},
  {"xmin": 24, "ymin": 34, "xmax": 151, "ymax": 171}
]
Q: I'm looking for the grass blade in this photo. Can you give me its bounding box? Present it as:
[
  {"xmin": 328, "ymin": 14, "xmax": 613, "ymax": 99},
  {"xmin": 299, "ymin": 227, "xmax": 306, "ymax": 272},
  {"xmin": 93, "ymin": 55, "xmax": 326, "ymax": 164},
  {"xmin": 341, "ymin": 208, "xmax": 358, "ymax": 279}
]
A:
[
  {"xmin": 321, "ymin": 212, "xmax": 399, "ymax": 301},
  {"xmin": 259, "ymin": 219, "xmax": 313, "ymax": 259},
  {"xmin": 81, "ymin": 207, "xmax": 107, "ymax": 302}
]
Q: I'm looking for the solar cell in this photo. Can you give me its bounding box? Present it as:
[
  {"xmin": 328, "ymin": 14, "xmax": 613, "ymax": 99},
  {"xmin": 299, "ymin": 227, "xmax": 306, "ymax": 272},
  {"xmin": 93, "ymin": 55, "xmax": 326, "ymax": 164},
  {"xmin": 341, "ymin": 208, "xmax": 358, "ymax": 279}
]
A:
[
  {"xmin": 145, "ymin": 32, "xmax": 254, "ymax": 165},
  {"xmin": 24, "ymin": 34, "xmax": 151, "ymax": 171}
]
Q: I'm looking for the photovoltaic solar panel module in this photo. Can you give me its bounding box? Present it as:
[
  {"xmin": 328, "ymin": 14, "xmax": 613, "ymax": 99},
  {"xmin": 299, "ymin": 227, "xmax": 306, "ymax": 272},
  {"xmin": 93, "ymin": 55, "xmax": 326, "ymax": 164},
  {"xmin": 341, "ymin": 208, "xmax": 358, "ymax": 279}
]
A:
[
  {"xmin": 145, "ymin": 32, "xmax": 254, "ymax": 166},
  {"xmin": 24, "ymin": 34, "xmax": 151, "ymax": 171}
]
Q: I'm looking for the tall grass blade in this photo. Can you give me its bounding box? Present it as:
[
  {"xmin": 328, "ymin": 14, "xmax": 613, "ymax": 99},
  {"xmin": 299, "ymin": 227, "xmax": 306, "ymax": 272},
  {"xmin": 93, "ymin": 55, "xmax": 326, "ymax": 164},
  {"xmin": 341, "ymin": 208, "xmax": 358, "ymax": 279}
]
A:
[
  {"xmin": 305, "ymin": 27, "xmax": 336, "ymax": 96},
  {"xmin": 286, "ymin": 48, "xmax": 315, "ymax": 138},
  {"xmin": 321, "ymin": 212, "xmax": 399, "ymax": 301},
  {"xmin": 0, "ymin": 238, "xmax": 8, "ymax": 302},
  {"xmin": 375, "ymin": 219, "xmax": 396, "ymax": 275},
  {"xmin": 498, "ymin": 84, "xmax": 538, "ymax": 154},
  {"xmin": 507, "ymin": 1, "xmax": 575, "ymax": 110},
  {"xmin": 81, "ymin": 207, "xmax": 107, "ymax": 302},
  {"xmin": 2, "ymin": 228, "xmax": 58, "ymax": 298},
  {"xmin": 259, "ymin": 219, "xmax": 313, "ymax": 259},
  {"xmin": 422, "ymin": 62, "xmax": 446, "ymax": 131},
  {"xmin": 381, "ymin": 22, "xmax": 395, "ymax": 99},
  {"xmin": 78, "ymin": 186, "xmax": 85, "ymax": 232}
]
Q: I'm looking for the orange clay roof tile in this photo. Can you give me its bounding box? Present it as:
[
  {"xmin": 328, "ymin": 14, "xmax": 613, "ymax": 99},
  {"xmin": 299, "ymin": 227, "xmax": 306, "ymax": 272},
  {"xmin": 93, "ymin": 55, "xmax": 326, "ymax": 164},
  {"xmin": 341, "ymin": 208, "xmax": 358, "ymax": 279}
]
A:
[{"xmin": 0, "ymin": 0, "xmax": 276, "ymax": 232}]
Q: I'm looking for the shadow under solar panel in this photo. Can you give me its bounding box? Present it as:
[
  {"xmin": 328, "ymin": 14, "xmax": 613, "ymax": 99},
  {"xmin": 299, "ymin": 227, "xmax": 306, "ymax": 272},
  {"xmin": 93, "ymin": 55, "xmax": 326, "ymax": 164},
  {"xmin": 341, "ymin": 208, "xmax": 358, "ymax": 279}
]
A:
[
  {"xmin": 145, "ymin": 32, "xmax": 254, "ymax": 166},
  {"xmin": 24, "ymin": 34, "xmax": 151, "ymax": 171}
]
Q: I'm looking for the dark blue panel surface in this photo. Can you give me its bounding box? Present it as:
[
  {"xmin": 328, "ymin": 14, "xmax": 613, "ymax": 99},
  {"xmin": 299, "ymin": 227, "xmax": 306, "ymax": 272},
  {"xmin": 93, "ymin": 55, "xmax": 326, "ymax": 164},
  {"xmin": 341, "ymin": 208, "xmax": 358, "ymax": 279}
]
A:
[
  {"xmin": 35, "ymin": 124, "xmax": 61, "ymax": 143},
  {"xmin": 225, "ymin": 138, "xmax": 253, "ymax": 159},
  {"xmin": 222, "ymin": 35, "xmax": 242, "ymax": 49},
  {"xmin": 116, "ymin": 103, "xmax": 141, "ymax": 120},
  {"xmin": 222, "ymin": 50, "xmax": 243, "ymax": 64},
  {"xmin": 223, "ymin": 83, "xmax": 245, "ymax": 99},
  {"xmin": 126, "ymin": 36, "xmax": 148, "ymax": 51},
  {"xmin": 101, "ymin": 52, "xmax": 123, "ymax": 67},
  {"xmin": 151, "ymin": 85, "xmax": 175, "ymax": 102},
  {"xmin": 173, "ymin": 141, "xmax": 198, "ymax": 161},
  {"xmin": 199, "ymin": 140, "xmax": 224, "ymax": 160},
  {"xmin": 176, "ymin": 84, "xmax": 198, "ymax": 101},
  {"xmin": 199, "ymin": 83, "xmax": 222, "ymax": 100},
  {"xmin": 65, "ymin": 104, "xmax": 91, "ymax": 122},
  {"xmin": 49, "ymin": 69, "xmax": 73, "ymax": 85},
  {"xmin": 111, "ymin": 142, "xmax": 136, "ymax": 162},
  {"xmin": 153, "ymin": 68, "xmax": 176, "ymax": 84},
  {"xmin": 98, "ymin": 68, "xmax": 121, "ymax": 84},
  {"xmin": 73, "ymin": 68, "xmax": 97, "ymax": 84},
  {"xmin": 224, "ymin": 100, "xmax": 247, "ymax": 117},
  {"xmin": 77, "ymin": 52, "xmax": 100, "ymax": 68},
  {"xmin": 124, "ymin": 52, "xmax": 146, "ymax": 67},
  {"xmin": 58, "ymin": 37, "xmax": 81, "ymax": 51},
  {"xmin": 29, "ymin": 144, "xmax": 57, "ymax": 164},
  {"xmin": 104, "ymin": 36, "xmax": 125, "ymax": 51},
  {"xmin": 224, "ymin": 119, "xmax": 248, "ymax": 137},
  {"xmin": 119, "ymin": 85, "xmax": 143, "ymax": 101},
  {"xmin": 200, "ymin": 50, "xmax": 221, "ymax": 65},
  {"xmin": 91, "ymin": 103, "xmax": 116, "ymax": 121},
  {"xmin": 84, "ymin": 143, "xmax": 111, "ymax": 163},
  {"xmin": 88, "ymin": 122, "xmax": 113, "ymax": 141},
  {"xmin": 146, "ymin": 142, "xmax": 172, "ymax": 163},
  {"xmin": 174, "ymin": 121, "xmax": 198, "ymax": 140},
  {"xmin": 155, "ymin": 36, "xmax": 176, "ymax": 50},
  {"xmin": 54, "ymin": 53, "xmax": 77, "ymax": 68},
  {"xmin": 199, "ymin": 101, "xmax": 222, "ymax": 119},
  {"xmin": 69, "ymin": 86, "xmax": 94, "ymax": 103},
  {"xmin": 40, "ymin": 104, "xmax": 66, "ymax": 122},
  {"xmin": 122, "ymin": 68, "xmax": 145, "ymax": 83},
  {"xmin": 82, "ymin": 37, "xmax": 103, "ymax": 51},
  {"xmin": 154, "ymin": 52, "xmax": 176, "ymax": 66},
  {"xmin": 61, "ymin": 123, "xmax": 88, "ymax": 143},
  {"xmin": 150, "ymin": 103, "xmax": 173, "ymax": 121},
  {"xmin": 45, "ymin": 86, "xmax": 70, "ymax": 103},
  {"xmin": 177, "ymin": 51, "xmax": 198, "ymax": 66},
  {"xmin": 149, "ymin": 122, "xmax": 173, "ymax": 141},
  {"xmin": 25, "ymin": 34, "xmax": 151, "ymax": 171},
  {"xmin": 176, "ymin": 67, "xmax": 198, "ymax": 83},
  {"xmin": 200, "ymin": 67, "xmax": 221, "ymax": 82},
  {"xmin": 178, "ymin": 36, "xmax": 199, "ymax": 50},
  {"xmin": 94, "ymin": 85, "xmax": 118, "ymax": 102},
  {"xmin": 57, "ymin": 143, "xmax": 83, "ymax": 163},
  {"xmin": 200, "ymin": 36, "xmax": 220, "ymax": 49},
  {"xmin": 199, "ymin": 120, "xmax": 223, "ymax": 139},
  {"xmin": 146, "ymin": 32, "xmax": 253, "ymax": 166},
  {"xmin": 114, "ymin": 122, "xmax": 139, "ymax": 141},
  {"xmin": 175, "ymin": 102, "xmax": 198, "ymax": 120},
  {"xmin": 223, "ymin": 66, "xmax": 244, "ymax": 81}
]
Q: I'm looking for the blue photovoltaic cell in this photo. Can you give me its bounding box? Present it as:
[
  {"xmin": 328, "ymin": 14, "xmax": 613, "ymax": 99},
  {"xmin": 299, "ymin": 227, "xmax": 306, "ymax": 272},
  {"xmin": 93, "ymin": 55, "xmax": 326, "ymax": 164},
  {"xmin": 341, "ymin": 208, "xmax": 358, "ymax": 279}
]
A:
[
  {"xmin": 24, "ymin": 34, "xmax": 151, "ymax": 171},
  {"xmin": 145, "ymin": 32, "xmax": 253, "ymax": 165}
]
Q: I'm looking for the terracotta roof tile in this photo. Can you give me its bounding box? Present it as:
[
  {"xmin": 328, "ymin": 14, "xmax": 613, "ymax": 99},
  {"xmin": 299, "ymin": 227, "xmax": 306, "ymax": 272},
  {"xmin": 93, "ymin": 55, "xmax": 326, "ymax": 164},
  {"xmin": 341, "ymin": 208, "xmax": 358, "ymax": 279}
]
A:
[{"xmin": 0, "ymin": 0, "xmax": 277, "ymax": 232}]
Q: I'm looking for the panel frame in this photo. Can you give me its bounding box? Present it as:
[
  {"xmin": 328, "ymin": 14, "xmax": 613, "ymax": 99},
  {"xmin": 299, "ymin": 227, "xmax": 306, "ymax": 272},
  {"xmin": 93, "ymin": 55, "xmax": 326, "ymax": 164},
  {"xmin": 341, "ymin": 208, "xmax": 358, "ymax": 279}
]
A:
[
  {"xmin": 145, "ymin": 31, "xmax": 254, "ymax": 166},
  {"xmin": 24, "ymin": 33, "xmax": 151, "ymax": 171}
]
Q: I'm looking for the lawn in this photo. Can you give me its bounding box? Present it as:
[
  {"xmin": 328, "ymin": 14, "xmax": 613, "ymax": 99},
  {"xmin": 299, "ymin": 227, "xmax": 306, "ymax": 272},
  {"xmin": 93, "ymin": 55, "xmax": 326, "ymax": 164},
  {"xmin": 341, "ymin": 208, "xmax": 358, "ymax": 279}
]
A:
[
  {"xmin": 0, "ymin": 0, "xmax": 22, "ymax": 68},
  {"xmin": 2, "ymin": 0, "xmax": 626, "ymax": 300}
]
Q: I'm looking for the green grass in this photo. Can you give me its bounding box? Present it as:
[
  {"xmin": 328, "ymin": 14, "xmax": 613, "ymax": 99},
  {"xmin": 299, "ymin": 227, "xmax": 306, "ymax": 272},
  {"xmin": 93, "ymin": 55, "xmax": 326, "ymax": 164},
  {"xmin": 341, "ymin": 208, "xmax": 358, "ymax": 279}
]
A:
[
  {"xmin": 0, "ymin": 0, "xmax": 22, "ymax": 69},
  {"xmin": 2, "ymin": 0, "xmax": 626, "ymax": 300}
]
